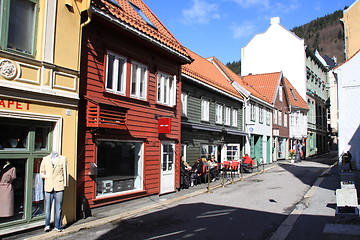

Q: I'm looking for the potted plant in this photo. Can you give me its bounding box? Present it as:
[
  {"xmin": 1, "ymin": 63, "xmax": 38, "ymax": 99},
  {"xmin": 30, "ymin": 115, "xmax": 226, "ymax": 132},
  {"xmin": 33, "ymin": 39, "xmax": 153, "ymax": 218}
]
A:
[{"xmin": 289, "ymin": 149, "xmax": 295, "ymax": 163}]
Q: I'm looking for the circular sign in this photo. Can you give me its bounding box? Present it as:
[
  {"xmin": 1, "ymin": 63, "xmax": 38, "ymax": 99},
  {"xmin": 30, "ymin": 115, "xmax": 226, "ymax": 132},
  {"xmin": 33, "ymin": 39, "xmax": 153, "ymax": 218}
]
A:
[{"xmin": 249, "ymin": 127, "xmax": 254, "ymax": 132}]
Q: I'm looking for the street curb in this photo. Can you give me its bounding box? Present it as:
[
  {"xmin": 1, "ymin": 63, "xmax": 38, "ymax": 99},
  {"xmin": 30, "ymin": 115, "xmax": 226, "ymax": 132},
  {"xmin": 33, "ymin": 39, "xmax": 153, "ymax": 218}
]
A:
[
  {"xmin": 24, "ymin": 164, "xmax": 280, "ymax": 240},
  {"xmin": 269, "ymin": 161, "xmax": 338, "ymax": 240}
]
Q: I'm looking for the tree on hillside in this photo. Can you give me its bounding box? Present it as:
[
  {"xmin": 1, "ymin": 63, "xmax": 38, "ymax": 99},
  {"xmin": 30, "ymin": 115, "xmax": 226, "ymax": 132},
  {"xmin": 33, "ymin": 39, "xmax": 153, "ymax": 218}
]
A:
[{"xmin": 226, "ymin": 60, "xmax": 241, "ymax": 75}]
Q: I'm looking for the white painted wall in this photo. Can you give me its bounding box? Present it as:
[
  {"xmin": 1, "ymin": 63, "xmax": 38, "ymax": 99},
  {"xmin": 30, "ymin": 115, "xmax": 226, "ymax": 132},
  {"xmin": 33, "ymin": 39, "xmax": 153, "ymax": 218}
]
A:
[
  {"xmin": 241, "ymin": 17, "xmax": 307, "ymax": 100},
  {"xmin": 334, "ymin": 51, "xmax": 360, "ymax": 168}
]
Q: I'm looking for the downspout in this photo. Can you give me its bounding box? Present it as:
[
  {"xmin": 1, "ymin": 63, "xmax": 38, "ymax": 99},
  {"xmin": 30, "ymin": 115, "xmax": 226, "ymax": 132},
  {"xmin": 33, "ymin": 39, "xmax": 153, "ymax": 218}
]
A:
[{"xmin": 77, "ymin": 0, "xmax": 92, "ymax": 71}]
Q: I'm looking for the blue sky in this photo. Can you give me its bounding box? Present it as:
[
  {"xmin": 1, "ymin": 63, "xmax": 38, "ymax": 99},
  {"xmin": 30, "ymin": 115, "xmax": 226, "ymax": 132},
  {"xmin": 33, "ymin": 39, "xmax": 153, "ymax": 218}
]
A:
[{"xmin": 145, "ymin": 0, "xmax": 355, "ymax": 64}]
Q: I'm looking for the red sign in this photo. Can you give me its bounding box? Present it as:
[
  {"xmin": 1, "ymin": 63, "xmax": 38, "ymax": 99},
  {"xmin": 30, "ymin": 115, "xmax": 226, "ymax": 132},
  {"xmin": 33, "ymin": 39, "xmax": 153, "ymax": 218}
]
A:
[
  {"xmin": 0, "ymin": 99, "xmax": 30, "ymax": 110},
  {"xmin": 158, "ymin": 118, "xmax": 171, "ymax": 133}
]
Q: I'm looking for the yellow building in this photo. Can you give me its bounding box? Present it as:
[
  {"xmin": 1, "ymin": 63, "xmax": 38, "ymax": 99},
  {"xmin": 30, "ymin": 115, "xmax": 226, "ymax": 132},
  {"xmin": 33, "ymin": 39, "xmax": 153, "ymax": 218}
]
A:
[
  {"xmin": 343, "ymin": 0, "xmax": 360, "ymax": 59},
  {"xmin": 0, "ymin": 0, "xmax": 87, "ymax": 234}
]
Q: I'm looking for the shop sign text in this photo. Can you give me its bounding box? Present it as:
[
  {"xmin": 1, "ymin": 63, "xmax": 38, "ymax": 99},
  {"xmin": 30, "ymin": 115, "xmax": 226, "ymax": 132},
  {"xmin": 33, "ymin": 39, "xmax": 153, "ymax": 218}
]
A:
[{"xmin": 0, "ymin": 99, "xmax": 30, "ymax": 110}]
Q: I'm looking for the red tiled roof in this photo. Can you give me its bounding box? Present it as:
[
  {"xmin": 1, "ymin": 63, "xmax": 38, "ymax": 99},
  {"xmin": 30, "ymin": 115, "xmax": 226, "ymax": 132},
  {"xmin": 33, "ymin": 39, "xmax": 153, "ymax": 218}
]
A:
[
  {"xmin": 92, "ymin": 0, "xmax": 191, "ymax": 61},
  {"xmin": 284, "ymin": 78, "xmax": 309, "ymax": 110},
  {"xmin": 209, "ymin": 57, "xmax": 269, "ymax": 102},
  {"xmin": 182, "ymin": 49, "xmax": 244, "ymax": 100},
  {"xmin": 241, "ymin": 72, "xmax": 282, "ymax": 105}
]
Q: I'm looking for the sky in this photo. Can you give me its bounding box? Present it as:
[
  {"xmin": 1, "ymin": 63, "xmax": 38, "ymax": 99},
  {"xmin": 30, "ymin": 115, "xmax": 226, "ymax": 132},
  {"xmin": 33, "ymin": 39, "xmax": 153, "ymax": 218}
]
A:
[{"xmin": 144, "ymin": 0, "xmax": 355, "ymax": 64}]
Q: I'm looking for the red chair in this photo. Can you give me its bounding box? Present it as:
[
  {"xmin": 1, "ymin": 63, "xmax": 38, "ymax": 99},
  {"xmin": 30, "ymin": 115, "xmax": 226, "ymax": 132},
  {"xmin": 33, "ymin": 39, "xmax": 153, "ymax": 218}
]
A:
[{"xmin": 231, "ymin": 161, "xmax": 240, "ymax": 178}]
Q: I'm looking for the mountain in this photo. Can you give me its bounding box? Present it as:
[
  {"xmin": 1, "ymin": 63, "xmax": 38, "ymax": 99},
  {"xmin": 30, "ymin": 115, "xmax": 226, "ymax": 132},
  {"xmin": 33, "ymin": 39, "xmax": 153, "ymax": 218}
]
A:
[{"xmin": 291, "ymin": 9, "xmax": 346, "ymax": 64}]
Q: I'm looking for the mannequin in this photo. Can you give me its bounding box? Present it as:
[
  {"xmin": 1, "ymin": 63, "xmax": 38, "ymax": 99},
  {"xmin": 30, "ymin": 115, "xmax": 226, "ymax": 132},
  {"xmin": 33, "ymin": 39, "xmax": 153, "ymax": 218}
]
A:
[
  {"xmin": 0, "ymin": 160, "xmax": 16, "ymax": 217},
  {"xmin": 40, "ymin": 151, "xmax": 68, "ymax": 232}
]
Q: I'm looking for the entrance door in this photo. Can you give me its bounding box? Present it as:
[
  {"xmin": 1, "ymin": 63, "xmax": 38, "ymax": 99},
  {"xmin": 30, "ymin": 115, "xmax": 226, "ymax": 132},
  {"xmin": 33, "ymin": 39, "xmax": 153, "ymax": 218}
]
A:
[{"xmin": 160, "ymin": 142, "xmax": 175, "ymax": 194}]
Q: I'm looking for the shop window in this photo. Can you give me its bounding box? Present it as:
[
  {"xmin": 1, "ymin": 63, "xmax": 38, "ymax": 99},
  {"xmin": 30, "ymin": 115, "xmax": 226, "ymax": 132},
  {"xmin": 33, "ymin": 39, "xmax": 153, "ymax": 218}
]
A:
[
  {"xmin": 226, "ymin": 144, "xmax": 240, "ymax": 161},
  {"xmin": 0, "ymin": 0, "xmax": 38, "ymax": 55},
  {"xmin": 0, "ymin": 119, "xmax": 53, "ymax": 226},
  {"xmin": 157, "ymin": 72, "xmax": 176, "ymax": 107},
  {"xmin": 201, "ymin": 144, "xmax": 217, "ymax": 160},
  {"xmin": 96, "ymin": 141, "xmax": 143, "ymax": 197}
]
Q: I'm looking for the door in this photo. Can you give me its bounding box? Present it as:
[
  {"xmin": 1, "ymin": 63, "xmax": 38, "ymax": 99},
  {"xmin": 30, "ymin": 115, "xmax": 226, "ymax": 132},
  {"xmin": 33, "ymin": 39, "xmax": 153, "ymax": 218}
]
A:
[{"xmin": 160, "ymin": 142, "xmax": 175, "ymax": 194}]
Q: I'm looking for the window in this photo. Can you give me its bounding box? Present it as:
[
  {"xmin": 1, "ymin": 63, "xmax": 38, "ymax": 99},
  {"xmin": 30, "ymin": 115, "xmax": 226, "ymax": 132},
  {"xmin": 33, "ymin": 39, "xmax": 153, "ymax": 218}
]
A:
[
  {"xmin": 0, "ymin": 0, "xmax": 38, "ymax": 55},
  {"xmin": 128, "ymin": 0, "xmax": 157, "ymax": 29},
  {"xmin": 290, "ymin": 88, "xmax": 297, "ymax": 101},
  {"xmin": 105, "ymin": 51, "xmax": 127, "ymax": 95},
  {"xmin": 181, "ymin": 92, "xmax": 188, "ymax": 116},
  {"xmin": 232, "ymin": 109, "xmax": 238, "ymax": 127},
  {"xmin": 0, "ymin": 119, "xmax": 53, "ymax": 224},
  {"xmin": 259, "ymin": 106, "xmax": 264, "ymax": 123},
  {"xmin": 224, "ymin": 106, "xmax": 231, "ymax": 126},
  {"xmin": 201, "ymin": 144, "xmax": 217, "ymax": 160},
  {"xmin": 278, "ymin": 86, "xmax": 283, "ymax": 102},
  {"xmin": 157, "ymin": 72, "xmax": 176, "ymax": 106},
  {"xmin": 226, "ymin": 144, "xmax": 240, "ymax": 161},
  {"xmin": 273, "ymin": 109, "xmax": 278, "ymax": 125},
  {"xmin": 266, "ymin": 109, "xmax": 271, "ymax": 125},
  {"xmin": 284, "ymin": 112, "xmax": 288, "ymax": 127},
  {"xmin": 215, "ymin": 104, "xmax": 223, "ymax": 124},
  {"xmin": 201, "ymin": 99, "xmax": 210, "ymax": 122},
  {"xmin": 290, "ymin": 114, "xmax": 294, "ymax": 126},
  {"xmin": 278, "ymin": 110, "xmax": 282, "ymax": 126},
  {"xmin": 162, "ymin": 142, "xmax": 174, "ymax": 171},
  {"xmin": 131, "ymin": 61, "xmax": 148, "ymax": 100},
  {"xmin": 250, "ymin": 103, "xmax": 255, "ymax": 121},
  {"xmin": 96, "ymin": 141, "xmax": 143, "ymax": 196}
]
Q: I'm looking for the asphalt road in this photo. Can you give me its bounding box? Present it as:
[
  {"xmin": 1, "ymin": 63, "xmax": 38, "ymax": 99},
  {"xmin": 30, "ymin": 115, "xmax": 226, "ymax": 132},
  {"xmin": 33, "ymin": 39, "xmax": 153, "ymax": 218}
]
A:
[{"xmin": 52, "ymin": 156, "xmax": 336, "ymax": 240}]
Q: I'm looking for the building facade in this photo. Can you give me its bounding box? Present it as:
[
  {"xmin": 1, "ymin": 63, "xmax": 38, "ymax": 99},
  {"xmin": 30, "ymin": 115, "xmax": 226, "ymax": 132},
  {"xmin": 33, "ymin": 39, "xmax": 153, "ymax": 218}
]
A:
[
  {"xmin": 77, "ymin": 0, "xmax": 191, "ymax": 209},
  {"xmin": 343, "ymin": 0, "xmax": 360, "ymax": 59},
  {"xmin": 0, "ymin": 0, "xmax": 84, "ymax": 234},
  {"xmin": 181, "ymin": 51, "xmax": 246, "ymax": 165}
]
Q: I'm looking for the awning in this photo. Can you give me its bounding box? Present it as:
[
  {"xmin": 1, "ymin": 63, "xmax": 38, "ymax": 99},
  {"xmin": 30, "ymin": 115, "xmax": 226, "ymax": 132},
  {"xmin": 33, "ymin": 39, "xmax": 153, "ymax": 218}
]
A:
[
  {"xmin": 223, "ymin": 128, "xmax": 248, "ymax": 136},
  {"xmin": 182, "ymin": 121, "xmax": 222, "ymax": 132}
]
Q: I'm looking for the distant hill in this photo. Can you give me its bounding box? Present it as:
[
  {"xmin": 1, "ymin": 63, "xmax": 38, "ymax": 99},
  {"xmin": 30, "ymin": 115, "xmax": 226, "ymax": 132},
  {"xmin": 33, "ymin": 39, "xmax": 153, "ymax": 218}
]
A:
[{"xmin": 291, "ymin": 9, "xmax": 347, "ymax": 64}]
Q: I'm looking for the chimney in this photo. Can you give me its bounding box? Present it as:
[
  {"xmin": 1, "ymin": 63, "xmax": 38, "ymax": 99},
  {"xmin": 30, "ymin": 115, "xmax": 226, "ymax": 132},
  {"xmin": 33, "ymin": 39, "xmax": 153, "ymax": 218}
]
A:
[{"xmin": 270, "ymin": 17, "xmax": 280, "ymax": 25}]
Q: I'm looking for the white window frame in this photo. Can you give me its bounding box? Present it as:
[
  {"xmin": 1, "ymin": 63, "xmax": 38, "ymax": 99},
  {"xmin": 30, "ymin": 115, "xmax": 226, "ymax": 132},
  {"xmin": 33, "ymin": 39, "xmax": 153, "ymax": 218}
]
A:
[
  {"xmin": 130, "ymin": 61, "xmax": 148, "ymax": 100},
  {"xmin": 266, "ymin": 109, "xmax": 271, "ymax": 125},
  {"xmin": 278, "ymin": 110, "xmax": 282, "ymax": 126},
  {"xmin": 273, "ymin": 109, "xmax": 278, "ymax": 125},
  {"xmin": 250, "ymin": 103, "xmax": 255, "ymax": 121},
  {"xmin": 232, "ymin": 109, "xmax": 238, "ymax": 127},
  {"xmin": 181, "ymin": 92, "xmax": 188, "ymax": 116},
  {"xmin": 215, "ymin": 104, "xmax": 223, "ymax": 124},
  {"xmin": 224, "ymin": 106, "xmax": 231, "ymax": 126},
  {"xmin": 284, "ymin": 112, "xmax": 288, "ymax": 127},
  {"xmin": 259, "ymin": 106, "xmax": 264, "ymax": 123},
  {"xmin": 105, "ymin": 51, "xmax": 127, "ymax": 95},
  {"xmin": 279, "ymin": 86, "xmax": 283, "ymax": 102},
  {"xmin": 201, "ymin": 99, "xmax": 210, "ymax": 122},
  {"xmin": 157, "ymin": 72, "xmax": 176, "ymax": 106}
]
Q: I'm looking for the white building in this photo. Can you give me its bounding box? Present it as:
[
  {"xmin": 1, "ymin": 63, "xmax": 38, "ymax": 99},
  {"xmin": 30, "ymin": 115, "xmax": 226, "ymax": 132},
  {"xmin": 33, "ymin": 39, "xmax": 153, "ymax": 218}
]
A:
[
  {"xmin": 241, "ymin": 17, "xmax": 307, "ymax": 100},
  {"xmin": 334, "ymin": 50, "xmax": 360, "ymax": 168}
]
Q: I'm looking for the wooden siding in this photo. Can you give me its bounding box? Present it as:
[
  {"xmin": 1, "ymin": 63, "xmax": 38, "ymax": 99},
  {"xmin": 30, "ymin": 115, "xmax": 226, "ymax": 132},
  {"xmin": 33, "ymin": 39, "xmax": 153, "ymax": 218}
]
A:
[{"xmin": 77, "ymin": 16, "xmax": 184, "ymax": 207}]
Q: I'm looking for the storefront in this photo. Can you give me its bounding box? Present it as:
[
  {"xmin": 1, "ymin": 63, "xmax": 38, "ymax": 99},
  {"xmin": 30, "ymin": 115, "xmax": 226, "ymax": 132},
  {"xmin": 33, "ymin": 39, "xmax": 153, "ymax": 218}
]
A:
[{"xmin": 0, "ymin": 98, "xmax": 78, "ymax": 234}]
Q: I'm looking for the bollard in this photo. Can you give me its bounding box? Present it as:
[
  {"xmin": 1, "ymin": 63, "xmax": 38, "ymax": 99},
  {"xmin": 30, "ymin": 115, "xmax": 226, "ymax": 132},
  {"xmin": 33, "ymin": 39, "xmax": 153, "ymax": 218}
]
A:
[
  {"xmin": 221, "ymin": 166, "xmax": 226, "ymax": 187},
  {"xmin": 240, "ymin": 163, "xmax": 244, "ymax": 181},
  {"xmin": 206, "ymin": 166, "xmax": 212, "ymax": 193}
]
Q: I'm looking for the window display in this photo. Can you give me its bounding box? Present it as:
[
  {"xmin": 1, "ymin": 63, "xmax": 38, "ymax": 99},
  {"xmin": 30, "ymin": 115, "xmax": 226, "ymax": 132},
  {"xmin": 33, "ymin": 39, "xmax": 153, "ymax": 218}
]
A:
[{"xmin": 96, "ymin": 141, "xmax": 143, "ymax": 196}]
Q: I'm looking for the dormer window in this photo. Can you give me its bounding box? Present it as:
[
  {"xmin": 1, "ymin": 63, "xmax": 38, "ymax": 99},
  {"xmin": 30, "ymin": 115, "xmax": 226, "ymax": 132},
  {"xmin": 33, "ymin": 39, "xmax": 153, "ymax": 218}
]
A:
[
  {"xmin": 278, "ymin": 86, "xmax": 283, "ymax": 102},
  {"xmin": 128, "ymin": 1, "xmax": 157, "ymax": 29}
]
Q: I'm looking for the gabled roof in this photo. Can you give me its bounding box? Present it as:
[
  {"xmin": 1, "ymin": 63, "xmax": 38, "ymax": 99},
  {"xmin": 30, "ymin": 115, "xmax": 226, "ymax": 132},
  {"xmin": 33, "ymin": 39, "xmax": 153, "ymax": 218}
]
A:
[
  {"xmin": 241, "ymin": 72, "xmax": 283, "ymax": 105},
  {"xmin": 333, "ymin": 49, "xmax": 360, "ymax": 70},
  {"xmin": 182, "ymin": 49, "xmax": 244, "ymax": 100},
  {"xmin": 284, "ymin": 78, "xmax": 309, "ymax": 110},
  {"xmin": 91, "ymin": 0, "xmax": 191, "ymax": 62}
]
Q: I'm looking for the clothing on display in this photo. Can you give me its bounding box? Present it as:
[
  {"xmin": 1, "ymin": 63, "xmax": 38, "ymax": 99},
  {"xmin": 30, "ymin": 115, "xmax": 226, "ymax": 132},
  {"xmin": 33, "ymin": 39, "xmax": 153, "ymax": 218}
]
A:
[{"xmin": 0, "ymin": 162, "xmax": 16, "ymax": 217}]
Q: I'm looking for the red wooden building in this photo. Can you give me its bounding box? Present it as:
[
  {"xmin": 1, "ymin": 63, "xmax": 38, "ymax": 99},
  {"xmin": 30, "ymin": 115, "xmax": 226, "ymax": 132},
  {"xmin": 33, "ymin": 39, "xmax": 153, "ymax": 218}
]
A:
[{"xmin": 77, "ymin": 0, "xmax": 191, "ymax": 210}]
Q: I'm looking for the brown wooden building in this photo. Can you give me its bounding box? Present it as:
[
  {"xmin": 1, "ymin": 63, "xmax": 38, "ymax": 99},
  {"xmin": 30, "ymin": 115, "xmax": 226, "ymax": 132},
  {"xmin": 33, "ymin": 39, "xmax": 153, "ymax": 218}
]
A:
[{"xmin": 77, "ymin": 0, "xmax": 191, "ymax": 210}]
